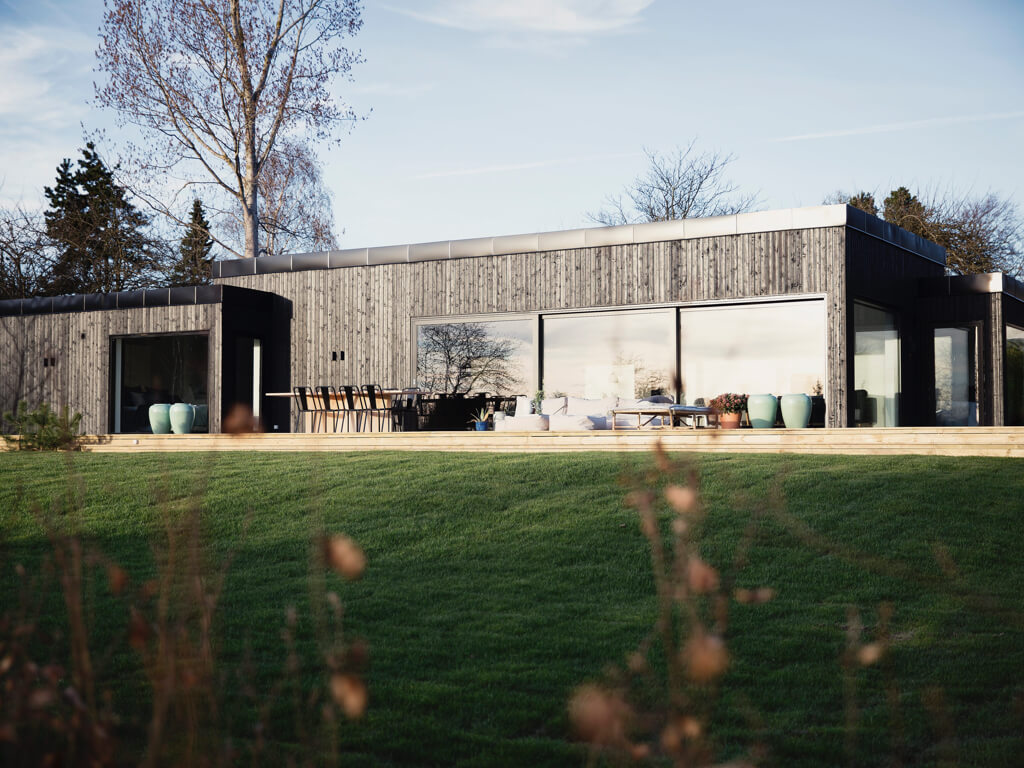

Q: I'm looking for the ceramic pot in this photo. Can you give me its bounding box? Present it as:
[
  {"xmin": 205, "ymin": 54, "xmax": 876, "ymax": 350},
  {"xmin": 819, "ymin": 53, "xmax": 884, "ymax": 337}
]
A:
[
  {"xmin": 193, "ymin": 404, "xmax": 209, "ymax": 430},
  {"xmin": 169, "ymin": 402, "xmax": 196, "ymax": 435},
  {"xmin": 781, "ymin": 393, "xmax": 812, "ymax": 429},
  {"xmin": 148, "ymin": 403, "xmax": 171, "ymax": 434},
  {"xmin": 719, "ymin": 412, "xmax": 741, "ymax": 429},
  {"xmin": 747, "ymin": 394, "xmax": 778, "ymax": 429},
  {"xmin": 474, "ymin": 421, "xmax": 488, "ymax": 431}
]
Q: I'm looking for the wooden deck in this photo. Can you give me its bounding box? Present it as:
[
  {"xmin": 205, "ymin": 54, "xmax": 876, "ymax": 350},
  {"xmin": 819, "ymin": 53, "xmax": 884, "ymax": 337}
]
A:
[{"xmin": 57, "ymin": 427, "xmax": 1024, "ymax": 457}]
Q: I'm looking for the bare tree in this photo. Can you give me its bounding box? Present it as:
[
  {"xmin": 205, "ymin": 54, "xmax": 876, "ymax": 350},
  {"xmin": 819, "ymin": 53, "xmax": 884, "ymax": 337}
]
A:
[
  {"xmin": 416, "ymin": 323, "xmax": 523, "ymax": 395},
  {"xmin": 929, "ymin": 192, "xmax": 1023, "ymax": 277},
  {"xmin": 0, "ymin": 205, "xmax": 50, "ymax": 300},
  {"xmin": 829, "ymin": 186, "xmax": 1023, "ymax": 277},
  {"xmin": 589, "ymin": 142, "xmax": 758, "ymax": 226},
  {"xmin": 218, "ymin": 140, "xmax": 337, "ymax": 256},
  {"xmin": 95, "ymin": 0, "xmax": 363, "ymax": 259}
]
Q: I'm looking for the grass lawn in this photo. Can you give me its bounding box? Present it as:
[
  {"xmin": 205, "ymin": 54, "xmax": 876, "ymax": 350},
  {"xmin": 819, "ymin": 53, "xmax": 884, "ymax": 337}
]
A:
[{"xmin": 1, "ymin": 450, "xmax": 1023, "ymax": 766}]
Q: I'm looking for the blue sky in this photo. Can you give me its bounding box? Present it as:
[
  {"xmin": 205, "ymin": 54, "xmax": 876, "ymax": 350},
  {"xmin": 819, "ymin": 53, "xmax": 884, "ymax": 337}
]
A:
[{"xmin": 1, "ymin": 0, "xmax": 1022, "ymax": 249}]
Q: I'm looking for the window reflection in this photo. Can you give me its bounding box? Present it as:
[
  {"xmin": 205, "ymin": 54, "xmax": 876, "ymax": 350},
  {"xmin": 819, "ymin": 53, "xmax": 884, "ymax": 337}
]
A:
[
  {"xmin": 114, "ymin": 334, "xmax": 209, "ymax": 433},
  {"xmin": 853, "ymin": 302, "xmax": 900, "ymax": 427},
  {"xmin": 934, "ymin": 327, "xmax": 977, "ymax": 426},
  {"xmin": 1006, "ymin": 325, "xmax": 1024, "ymax": 425},
  {"xmin": 678, "ymin": 301, "xmax": 826, "ymax": 405},
  {"xmin": 542, "ymin": 310, "xmax": 675, "ymax": 398},
  {"xmin": 416, "ymin": 319, "xmax": 533, "ymax": 394}
]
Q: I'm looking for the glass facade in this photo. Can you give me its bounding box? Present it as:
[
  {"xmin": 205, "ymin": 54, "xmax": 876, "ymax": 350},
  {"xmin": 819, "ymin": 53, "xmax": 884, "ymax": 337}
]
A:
[
  {"xmin": 112, "ymin": 334, "xmax": 209, "ymax": 433},
  {"xmin": 1006, "ymin": 325, "xmax": 1024, "ymax": 425},
  {"xmin": 677, "ymin": 300, "xmax": 826, "ymax": 406},
  {"xmin": 542, "ymin": 310, "xmax": 676, "ymax": 398},
  {"xmin": 934, "ymin": 327, "xmax": 977, "ymax": 426},
  {"xmin": 416, "ymin": 318, "xmax": 533, "ymax": 395},
  {"xmin": 853, "ymin": 302, "xmax": 900, "ymax": 427}
]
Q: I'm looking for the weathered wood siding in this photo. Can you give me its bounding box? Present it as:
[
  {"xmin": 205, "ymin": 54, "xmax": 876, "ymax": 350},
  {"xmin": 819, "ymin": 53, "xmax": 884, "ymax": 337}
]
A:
[
  {"xmin": 219, "ymin": 227, "xmax": 850, "ymax": 426},
  {"xmin": 1, "ymin": 305, "xmax": 221, "ymax": 434}
]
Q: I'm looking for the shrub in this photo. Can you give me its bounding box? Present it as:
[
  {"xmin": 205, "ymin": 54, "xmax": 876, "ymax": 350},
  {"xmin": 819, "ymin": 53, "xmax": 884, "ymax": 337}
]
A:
[
  {"xmin": 708, "ymin": 393, "xmax": 747, "ymax": 414},
  {"xmin": 2, "ymin": 401, "xmax": 83, "ymax": 451}
]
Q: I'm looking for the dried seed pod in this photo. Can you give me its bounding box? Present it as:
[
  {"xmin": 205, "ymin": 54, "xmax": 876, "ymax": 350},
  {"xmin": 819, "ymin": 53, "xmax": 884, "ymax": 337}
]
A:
[
  {"xmin": 857, "ymin": 642, "xmax": 884, "ymax": 666},
  {"xmin": 664, "ymin": 484, "xmax": 698, "ymax": 515},
  {"xmin": 330, "ymin": 674, "xmax": 367, "ymax": 719},
  {"xmin": 684, "ymin": 632, "xmax": 729, "ymax": 683},
  {"xmin": 568, "ymin": 684, "xmax": 629, "ymax": 746},
  {"xmin": 686, "ymin": 558, "xmax": 720, "ymax": 594},
  {"xmin": 107, "ymin": 564, "xmax": 128, "ymax": 595},
  {"xmin": 324, "ymin": 535, "xmax": 366, "ymax": 580}
]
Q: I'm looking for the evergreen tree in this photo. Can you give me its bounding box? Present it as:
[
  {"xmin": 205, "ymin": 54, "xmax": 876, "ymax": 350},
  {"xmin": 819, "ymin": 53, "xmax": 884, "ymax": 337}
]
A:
[
  {"xmin": 882, "ymin": 186, "xmax": 930, "ymax": 239},
  {"xmin": 169, "ymin": 199, "xmax": 214, "ymax": 286},
  {"xmin": 43, "ymin": 143, "xmax": 163, "ymax": 295},
  {"xmin": 847, "ymin": 192, "xmax": 878, "ymax": 217}
]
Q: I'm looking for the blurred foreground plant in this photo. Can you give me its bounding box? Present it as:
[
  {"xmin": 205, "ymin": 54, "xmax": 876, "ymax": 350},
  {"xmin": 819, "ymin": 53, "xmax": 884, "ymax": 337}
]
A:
[
  {"xmin": 0, "ymin": 458, "xmax": 368, "ymax": 766},
  {"xmin": 569, "ymin": 443, "xmax": 773, "ymax": 767}
]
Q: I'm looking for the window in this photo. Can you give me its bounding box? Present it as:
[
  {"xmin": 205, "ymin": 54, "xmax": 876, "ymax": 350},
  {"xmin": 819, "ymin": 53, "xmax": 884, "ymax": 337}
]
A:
[
  {"xmin": 416, "ymin": 318, "xmax": 534, "ymax": 395},
  {"xmin": 678, "ymin": 300, "xmax": 826, "ymax": 406},
  {"xmin": 111, "ymin": 334, "xmax": 209, "ymax": 433},
  {"xmin": 853, "ymin": 302, "xmax": 900, "ymax": 427},
  {"xmin": 1006, "ymin": 325, "xmax": 1024, "ymax": 425},
  {"xmin": 541, "ymin": 309, "xmax": 676, "ymax": 399},
  {"xmin": 934, "ymin": 326, "xmax": 977, "ymax": 426}
]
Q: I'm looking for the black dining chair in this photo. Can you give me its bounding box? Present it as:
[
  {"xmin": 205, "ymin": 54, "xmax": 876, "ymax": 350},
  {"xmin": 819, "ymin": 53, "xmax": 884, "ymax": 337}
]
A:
[
  {"xmin": 338, "ymin": 385, "xmax": 367, "ymax": 433},
  {"xmin": 391, "ymin": 389, "xmax": 420, "ymax": 432},
  {"xmin": 361, "ymin": 384, "xmax": 392, "ymax": 432},
  {"xmin": 316, "ymin": 385, "xmax": 342, "ymax": 432},
  {"xmin": 293, "ymin": 386, "xmax": 322, "ymax": 433}
]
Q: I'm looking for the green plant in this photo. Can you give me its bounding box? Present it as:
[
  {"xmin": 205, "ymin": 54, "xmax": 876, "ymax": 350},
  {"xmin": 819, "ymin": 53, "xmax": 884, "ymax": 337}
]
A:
[
  {"xmin": 2, "ymin": 400, "xmax": 83, "ymax": 451},
  {"xmin": 531, "ymin": 390, "xmax": 545, "ymax": 415},
  {"xmin": 468, "ymin": 406, "xmax": 490, "ymax": 424},
  {"xmin": 708, "ymin": 393, "xmax": 747, "ymax": 414}
]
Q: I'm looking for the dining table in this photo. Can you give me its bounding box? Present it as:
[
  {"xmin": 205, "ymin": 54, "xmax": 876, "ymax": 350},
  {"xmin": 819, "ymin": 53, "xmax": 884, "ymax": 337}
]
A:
[{"xmin": 266, "ymin": 389, "xmax": 421, "ymax": 433}]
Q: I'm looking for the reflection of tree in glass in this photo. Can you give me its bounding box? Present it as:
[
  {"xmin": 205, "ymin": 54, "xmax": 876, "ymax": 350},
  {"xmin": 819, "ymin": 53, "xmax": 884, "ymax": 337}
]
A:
[
  {"xmin": 417, "ymin": 323, "xmax": 523, "ymax": 394},
  {"xmin": 614, "ymin": 353, "xmax": 670, "ymax": 398}
]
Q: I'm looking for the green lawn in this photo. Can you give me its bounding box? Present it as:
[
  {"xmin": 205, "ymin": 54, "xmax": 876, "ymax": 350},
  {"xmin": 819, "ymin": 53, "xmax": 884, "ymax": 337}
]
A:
[{"xmin": 1, "ymin": 451, "xmax": 1023, "ymax": 767}]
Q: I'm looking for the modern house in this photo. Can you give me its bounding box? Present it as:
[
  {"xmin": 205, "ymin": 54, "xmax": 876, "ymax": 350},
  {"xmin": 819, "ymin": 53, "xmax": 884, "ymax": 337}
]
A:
[{"xmin": 3, "ymin": 204, "xmax": 1024, "ymax": 433}]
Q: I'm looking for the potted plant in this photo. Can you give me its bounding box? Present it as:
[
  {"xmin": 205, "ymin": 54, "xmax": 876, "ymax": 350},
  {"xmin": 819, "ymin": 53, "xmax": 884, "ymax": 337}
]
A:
[
  {"xmin": 709, "ymin": 393, "xmax": 747, "ymax": 429},
  {"xmin": 469, "ymin": 406, "xmax": 490, "ymax": 431}
]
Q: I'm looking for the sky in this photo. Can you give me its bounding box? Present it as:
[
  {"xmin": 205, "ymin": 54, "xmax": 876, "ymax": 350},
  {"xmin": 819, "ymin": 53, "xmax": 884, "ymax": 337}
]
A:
[{"xmin": 1, "ymin": 0, "xmax": 1022, "ymax": 250}]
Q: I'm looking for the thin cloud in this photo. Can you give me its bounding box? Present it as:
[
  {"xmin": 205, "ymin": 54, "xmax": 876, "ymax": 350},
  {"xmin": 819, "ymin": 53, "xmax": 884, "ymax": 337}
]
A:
[
  {"xmin": 411, "ymin": 151, "xmax": 640, "ymax": 180},
  {"xmin": 383, "ymin": 0, "xmax": 654, "ymax": 35},
  {"xmin": 770, "ymin": 111, "xmax": 1024, "ymax": 142}
]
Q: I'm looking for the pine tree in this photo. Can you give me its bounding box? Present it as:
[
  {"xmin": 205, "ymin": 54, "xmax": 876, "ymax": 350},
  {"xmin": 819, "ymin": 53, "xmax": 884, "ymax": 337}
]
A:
[
  {"xmin": 882, "ymin": 187, "xmax": 930, "ymax": 239},
  {"xmin": 43, "ymin": 143, "xmax": 163, "ymax": 295},
  {"xmin": 169, "ymin": 199, "xmax": 214, "ymax": 286}
]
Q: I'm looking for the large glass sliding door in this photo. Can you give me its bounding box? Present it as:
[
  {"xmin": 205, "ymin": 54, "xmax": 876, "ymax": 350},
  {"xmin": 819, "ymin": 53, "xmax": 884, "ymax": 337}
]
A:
[
  {"xmin": 111, "ymin": 334, "xmax": 209, "ymax": 433},
  {"xmin": 677, "ymin": 300, "xmax": 826, "ymax": 406},
  {"xmin": 853, "ymin": 302, "xmax": 900, "ymax": 427},
  {"xmin": 541, "ymin": 310, "xmax": 676, "ymax": 399},
  {"xmin": 1006, "ymin": 326, "xmax": 1024, "ymax": 425},
  {"xmin": 934, "ymin": 326, "xmax": 978, "ymax": 426}
]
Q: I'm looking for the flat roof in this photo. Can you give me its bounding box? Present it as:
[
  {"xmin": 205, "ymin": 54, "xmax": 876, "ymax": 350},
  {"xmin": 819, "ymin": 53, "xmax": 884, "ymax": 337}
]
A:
[{"xmin": 212, "ymin": 204, "xmax": 946, "ymax": 279}]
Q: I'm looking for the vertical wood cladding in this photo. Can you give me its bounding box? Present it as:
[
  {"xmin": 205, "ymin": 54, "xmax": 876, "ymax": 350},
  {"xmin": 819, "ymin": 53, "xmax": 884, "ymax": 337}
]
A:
[
  {"xmin": 1, "ymin": 305, "xmax": 221, "ymax": 434},
  {"xmin": 219, "ymin": 227, "xmax": 850, "ymax": 427}
]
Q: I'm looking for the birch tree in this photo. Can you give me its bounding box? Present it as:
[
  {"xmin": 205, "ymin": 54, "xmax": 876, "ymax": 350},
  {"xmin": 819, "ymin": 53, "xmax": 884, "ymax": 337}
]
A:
[{"xmin": 96, "ymin": 0, "xmax": 362, "ymax": 259}]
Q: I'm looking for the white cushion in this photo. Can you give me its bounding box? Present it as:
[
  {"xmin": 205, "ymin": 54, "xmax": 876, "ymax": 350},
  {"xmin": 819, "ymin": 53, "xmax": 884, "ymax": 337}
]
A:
[
  {"xmin": 494, "ymin": 414, "xmax": 549, "ymax": 431},
  {"xmin": 566, "ymin": 396, "xmax": 617, "ymax": 417},
  {"xmin": 514, "ymin": 395, "xmax": 532, "ymax": 417},
  {"xmin": 541, "ymin": 396, "xmax": 567, "ymax": 416},
  {"xmin": 549, "ymin": 414, "xmax": 605, "ymax": 431}
]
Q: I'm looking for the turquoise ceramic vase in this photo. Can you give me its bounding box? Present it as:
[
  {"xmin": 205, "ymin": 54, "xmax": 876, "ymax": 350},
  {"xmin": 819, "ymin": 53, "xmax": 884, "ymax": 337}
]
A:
[
  {"xmin": 148, "ymin": 403, "xmax": 171, "ymax": 434},
  {"xmin": 781, "ymin": 393, "xmax": 812, "ymax": 429},
  {"xmin": 747, "ymin": 394, "xmax": 777, "ymax": 429},
  {"xmin": 169, "ymin": 403, "xmax": 195, "ymax": 435}
]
